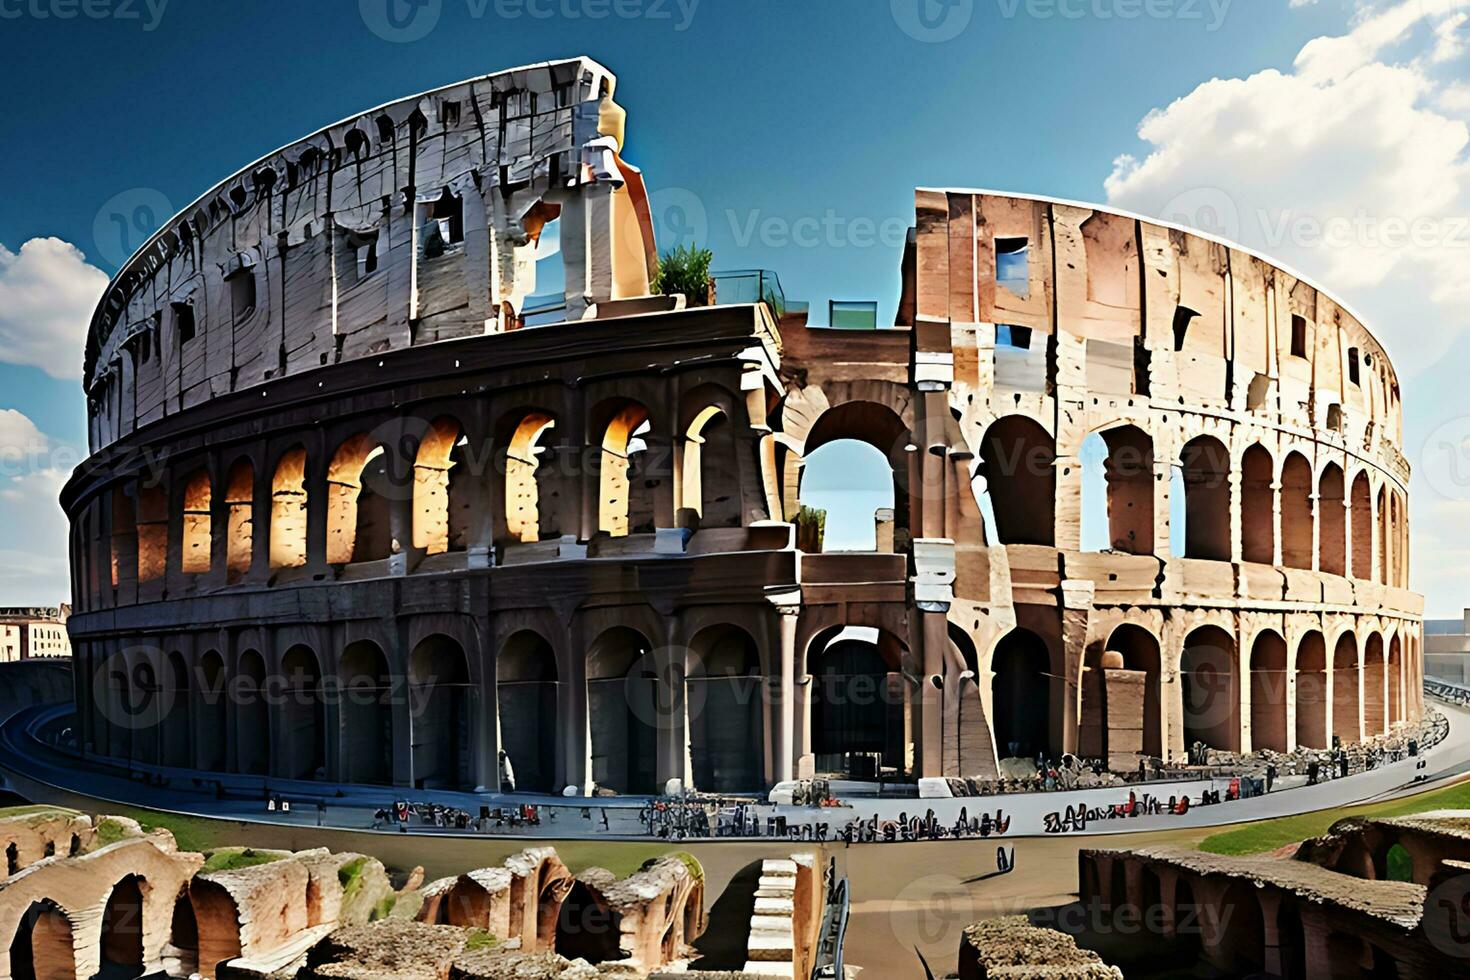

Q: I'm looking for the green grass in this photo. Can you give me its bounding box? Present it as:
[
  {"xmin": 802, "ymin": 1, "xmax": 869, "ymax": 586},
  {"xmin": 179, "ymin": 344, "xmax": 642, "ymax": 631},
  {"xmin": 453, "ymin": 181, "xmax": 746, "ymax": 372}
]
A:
[
  {"xmin": 338, "ymin": 855, "xmax": 370, "ymax": 904},
  {"xmin": 371, "ymin": 894, "xmax": 397, "ymax": 921},
  {"xmin": 0, "ymin": 805, "xmax": 80, "ymax": 823},
  {"xmin": 94, "ymin": 817, "xmax": 132, "ymax": 845},
  {"xmin": 201, "ymin": 847, "xmax": 287, "ymax": 873},
  {"xmin": 80, "ymin": 805, "xmax": 224, "ymax": 853},
  {"xmin": 463, "ymin": 928, "xmax": 498, "ymax": 951},
  {"xmin": 1200, "ymin": 777, "xmax": 1470, "ymax": 855}
]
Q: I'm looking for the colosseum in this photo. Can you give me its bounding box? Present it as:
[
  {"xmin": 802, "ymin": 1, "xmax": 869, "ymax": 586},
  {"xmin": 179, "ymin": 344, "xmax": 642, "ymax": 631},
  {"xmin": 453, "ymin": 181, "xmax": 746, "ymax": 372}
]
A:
[{"xmin": 61, "ymin": 56, "xmax": 1424, "ymax": 799}]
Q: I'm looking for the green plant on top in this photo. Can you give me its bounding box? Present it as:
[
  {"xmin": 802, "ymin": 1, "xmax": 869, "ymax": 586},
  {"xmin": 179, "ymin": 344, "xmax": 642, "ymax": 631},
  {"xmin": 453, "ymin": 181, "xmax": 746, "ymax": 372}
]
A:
[{"xmin": 653, "ymin": 244, "xmax": 713, "ymax": 307}]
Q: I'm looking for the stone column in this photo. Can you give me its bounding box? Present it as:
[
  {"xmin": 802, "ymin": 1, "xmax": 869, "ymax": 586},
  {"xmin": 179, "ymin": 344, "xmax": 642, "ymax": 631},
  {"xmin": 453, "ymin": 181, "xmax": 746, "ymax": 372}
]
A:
[
  {"xmin": 771, "ymin": 600, "xmax": 800, "ymax": 784},
  {"xmin": 390, "ymin": 617, "xmax": 415, "ymax": 788},
  {"xmin": 563, "ymin": 619, "xmax": 590, "ymax": 794},
  {"xmin": 918, "ymin": 609, "xmax": 946, "ymax": 778}
]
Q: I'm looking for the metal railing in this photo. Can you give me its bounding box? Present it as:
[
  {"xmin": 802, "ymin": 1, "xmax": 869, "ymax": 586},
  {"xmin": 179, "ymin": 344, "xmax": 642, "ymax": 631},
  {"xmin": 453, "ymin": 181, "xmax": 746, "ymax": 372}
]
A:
[
  {"xmin": 711, "ymin": 269, "xmax": 789, "ymax": 319},
  {"xmin": 810, "ymin": 857, "xmax": 850, "ymax": 979}
]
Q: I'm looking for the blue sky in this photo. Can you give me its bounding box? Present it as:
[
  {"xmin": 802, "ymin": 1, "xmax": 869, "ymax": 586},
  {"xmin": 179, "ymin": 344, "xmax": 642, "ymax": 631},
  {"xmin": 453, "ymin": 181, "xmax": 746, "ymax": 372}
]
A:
[{"xmin": 2, "ymin": 0, "xmax": 1468, "ymax": 612}]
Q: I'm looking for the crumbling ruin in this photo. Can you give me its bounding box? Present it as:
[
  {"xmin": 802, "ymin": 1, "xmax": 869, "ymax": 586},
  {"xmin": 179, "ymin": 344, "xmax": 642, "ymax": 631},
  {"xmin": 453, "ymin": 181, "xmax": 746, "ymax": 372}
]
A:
[{"xmin": 63, "ymin": 57, "xmax": 1422, "ymax": 797}]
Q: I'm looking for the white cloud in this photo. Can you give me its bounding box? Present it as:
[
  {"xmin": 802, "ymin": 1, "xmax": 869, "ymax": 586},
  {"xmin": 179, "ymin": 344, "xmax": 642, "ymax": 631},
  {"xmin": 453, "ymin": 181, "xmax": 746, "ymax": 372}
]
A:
[
  {"xmin": 1105, "ymin": 0, "xmax": 1470, "ymax": 375},
  {"xmin": 0, "ymin": 238, "xmax": 109, "ymax": 381},
  {"xmin": 0, "ymin": 409, "xmax": 70, "ymax": 605}
]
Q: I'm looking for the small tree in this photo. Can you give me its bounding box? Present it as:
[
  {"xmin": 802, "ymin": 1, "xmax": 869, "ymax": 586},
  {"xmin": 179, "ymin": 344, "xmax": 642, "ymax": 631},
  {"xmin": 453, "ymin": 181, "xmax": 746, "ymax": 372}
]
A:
[
  {"xmin": 795, "ymin": 505, "xmax": 827, "ymax": 554},
  {"xmin": 654, "ymin": 244, "xmax": 714, "ymax": 306}
]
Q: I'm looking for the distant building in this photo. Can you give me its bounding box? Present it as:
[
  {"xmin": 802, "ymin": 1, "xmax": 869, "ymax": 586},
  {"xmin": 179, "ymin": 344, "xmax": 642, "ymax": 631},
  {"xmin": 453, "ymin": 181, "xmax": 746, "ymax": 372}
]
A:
[
  {"xmin": 1425, "ymin": 609, "xmax": 1470, "ymax": 683},
  {"xmin": 0, "ymin": 606, "xmax": 71, "ymax": 661}
]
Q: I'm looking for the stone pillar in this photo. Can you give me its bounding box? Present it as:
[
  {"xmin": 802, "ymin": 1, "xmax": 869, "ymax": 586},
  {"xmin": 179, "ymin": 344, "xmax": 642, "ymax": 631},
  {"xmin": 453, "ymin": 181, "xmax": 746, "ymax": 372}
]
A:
[
  {"xmin": 385, "ymin": 429, "xmax": 416, "ymax": 577},
  {"xmin": 304, "ymin": 447, "xmax": 332, "ymax": 580},
  {"xmin": 918, "ymin": 610, "xmax": 946, "ymax": 778},
  {"xmin": 1060, "ymin": 580, "xmax": 1094, "ymax": 756},
  {"xmin": 772, "ymin": 600, "xmax": 800, "ymax": 784},
  {"xmin": 390, "ymin": 617, "xmax": 415, "ymax": 788}
]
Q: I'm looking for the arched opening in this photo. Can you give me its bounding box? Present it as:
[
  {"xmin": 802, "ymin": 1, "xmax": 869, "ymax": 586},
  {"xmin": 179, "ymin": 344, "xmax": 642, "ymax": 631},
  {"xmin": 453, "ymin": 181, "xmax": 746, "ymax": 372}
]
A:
[
  {"xmin": 1278, "ymin": 898, "xmax": 1306, "ymax": 980},
  {"xmin": 197, "ymin": 651, "xmax": 227, "ymax": 772},
  {"xmin": 555, "ymin": 881, "xmax": 623, "ymax": 964},
  {"xmin": 793, "ymin": 400, "xmax": 910, "ymax": 553},
  {"xmin": 1281, "ymin": 453, "xmax": 1314, "ymax": 569},
  {"xmin": 1350, "ymin": 471, "xmax": 1372, "ymax": 579},
  {"xmin": 129, "ymin": 657, "xmax": 160, "ymax": 766},
  {"xmin": 224, "ymin": 458, "xmax": 253, "ymax": 583},
  {"xmin": 100, "ymin": 875, "xmax": 146, "ymax": 974},
  {"xmin": 1332, "ymin": 633, "xmax": 1361, "ymax": 744},
  {"xmin": 280, "ymin": 645, "xmax": 325, "ymax": 780},
  {"xmin": 190, "ymin": 879, "xmax": 242, "ymax": 979},
  {"xmin": 136, "ymin": 482, "xmax": 168, "ymax": 583},
  {"xmin": 269, "ymin": 447, "xmax": 308, "ymax": 569},
  {"xmin": 1179, "ymin": 436, "xmax": 1231, "ymax": 561},
  {"xmin": 1240, "ymin": 445, "xmax": 1274, "ymax": 564},
  {"xmin": 1249, "ymin": 631, "xmax": 1288, "ymax": 752},
  {"xmin": 679, "ymin": 387, "xmax": 742, "ymax": 529},
  {"xmin": 1386, "ymin": 842, "xmax": 1414, "ymax": 882},
  {"xmin": 687, "ymin": 624, "xmax": 763, "ymax": 792},
  {"xmin": 8, "ymin": 900, "xmax": 75, "ymax": 980},
  {"xmin": 1376, "ymin": 485, "xmax": 1389, "ymax": 585},
  {"xmin": 408, "ymin": 635, "xmax": 473, "ymax": 790},
  {"xmin": 587, "ymin": 627, "xmax": 659, "ymax": 795},
  {"xmin": 163, "ymin": 651, "xmax": 192, "ymax": 768},
  {"xmin": 236, "ymin": 649, "xmax": 270, "ymax": 775},
  {"xmin": 980, "ymin": 416, "xmax": 1055, "ymax": 546},
  {"xmin": 327, "ymin": 434, "xmax": 393, "ymax": 564},
  {"xmin": 109, "ymin": 485, "xmax": 138, "ymax": 591},
  {"xmin": 1082, "ymin": 625, "xmax": 1162, "ymax": 762},
  {"xmin": 809, "ymin": 628, "xmax": 907, "ymax": 779},
  {"xmin": 1363, "ymin": 633, "xmax": 1386, "ymax": 737},
  {"xmin": 1388, "ymin": 635, "xmax": 1404, "ymax": 726},
  {"xmin": 1172, "ymin": 878, "xmax": 1200, "ymax": 954},
  {"xmin": 340, "ymin": 641, "xmax": 393, "ymax": 785},
  {"xmin": 1216, "ymin": 880, "xmax": 1265, "ymax": 974},
  {"xmin": 497, "ymin": 632, "xmax": 558, "ymax": 793},
  {"xmin": 1318, "ymin": 462, "xmax": 1346, "ymax": 576},
  {"xmin": 504, "ymin": 411, "xmax": 559, "ymax": 543},
  {"xmin": 1080, "ymin": 426, "xmax": 1154, "ymax": 554},
  {"xmin": 992, "ymin": 628, "xmax": 1056, "ymax": 760},
  {"xmin": 181, "ymin": 469, "xmax": 211, "ymax": 574},
  {"xmin": 595, "ymin": 400, "xmax": 656, "ymax": 537},
  {"xmin": 412, "ymin": 417, "xmax": 471, "ymax": 556},
  {"xmin": 169, "ymin": 889, "xmax": 199, "ymax": 977},
  {"xmin": 1180, "ymin": 625, "xmax": 1239, "ymax": 752},
  {"xmin": 1295, "ymin": 632, "xmax": 1329, "ymax": 749}
]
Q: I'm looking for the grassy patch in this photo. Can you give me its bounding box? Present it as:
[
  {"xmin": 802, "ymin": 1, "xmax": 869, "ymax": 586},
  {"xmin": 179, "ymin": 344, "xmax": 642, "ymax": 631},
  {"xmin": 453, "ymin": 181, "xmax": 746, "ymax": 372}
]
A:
[
  {"xmin": 463, "ymin": 928, "xmax": 498, "ymax": 952},
  {"xmin": 94, "ymin": 817, "xmax": 131, "ymax": 845},
  {"xmin": 371, "ymin": 894, "xmax": 397, "ymax": 921},
  {"xmin": 201, "ymin": 847, "xmax": 286, "ymax": 874},
  {"xmin": 77, "ymin": 805, "xmax": 224, "ymax": 853},
  {"xmin": 1200, "ymin": 778, "xmax": 1470, "ymax": 855},
  {"xmin": 0, "ymin": 805, "xmax": 80, "ymax": 823},
  {"xmin": 338, "ymin": 856, "xmax": 370, "ymax": 903}
]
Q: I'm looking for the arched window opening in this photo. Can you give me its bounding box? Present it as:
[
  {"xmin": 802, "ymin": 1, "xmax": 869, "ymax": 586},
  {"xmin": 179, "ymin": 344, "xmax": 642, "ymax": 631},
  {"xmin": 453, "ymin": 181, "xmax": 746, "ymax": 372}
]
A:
[
  {"xmin": 980, "ymin": 417, "xmax": 1056, "ymax": 546},
  {"xmin": 136, "ymin": 481, "xmax": 168, "ymax": 582},
  {"xmin": 100, "ymin": 875, "xmax": 146, "ymax": 973},
  {"xmin": 810, "ymin": 627, "xmax": 907, "ymax": 779},
  {"xmin": 413, "ymin": 417, "xmax": 471, "ymax": 556},
  {"xmin": 163, "ymin": 651, "xmax": 192, "ymax": 768},
  {"xmin": 9, "ymin": 900, "xmax": 75, "ymax": 980},
  {"xmin": 224, "ymin": 459, "xmax": 253, "ymax": 582},
  {"xmin": 595, "ymin": 401, "xmax": 656, "ymax": 538},
  {"xmin": 1363, "ymin": 633, "xmax": 1386, "ymax": 737},
  {"xmin": 1180, "ymin": 625, "xmax": 1239, "ymax": 752},
  {"xmin": 497, "ymin": 632, "xmax": 558, "ymax": 794},
  {"xmin": 280, "ymin": 646, "xmax": 325, "ymax": 780},
  {"xmin": 1318, "ymin": 462, "xmax": 1346, "ymax": 576},
  {"xmin": 182, "ymin": 469, "xmax": 212, "ymax": 574},
  {"xmin": 236, "ymin": 650, "xmax": 270, "ymax": 775},
  {"xmin": 1217, "ymin": 881, "xmax": 1266, "ymax": 974},
  {"xmin": 992, "ymin": 628, "xmax": 1056, "ymax": 761},
  {"xmin": 110, "ymin": 486, "xmax": 137, "ymax": 589},
  {"xmin": 506, "ymin": 412, "xmax": 558, "ymax": 544},
  {"xmin": 1249, "ymin": 631, "xmax": 1288, "ymax": 752},
  {"xmin": 340, "ymin": 641, "xmax": 393, "ymax": 785},
  {"xmin": 1388, "ymin": 635, "xmax": 1404, "ymax": 726},
  {"xmin": 555, "ymin": 882, "xmax": 622, "ymax": 964},
  {"xmin": 408, "ymin": 635, "xmax": 473, "ymax": 790},
  {"xmin": 687, "ymin": 625, "xmax": 763, "ymax": 792},
  {"xmin": 1376, "ymin": 486, "xmax": 1389, "ymax": 585},
  {"xmin": 1296, "ymin": 632, "xmax": 1328, "ymax": 749},
  {"xmin": 680, "ymin": 402, "xmax": 740, "ymax": 529},
  {"xmin": 327, "ymin": 435, "xmax": 393, "ymax": 564},
  {"xmin": 269, "ymin": 448, "xmax": 308, "ymax": 570},
  {"xmin": 1332, "ymin": 633, "xmax": 1361, "ymax": 744},
  {"xmin": 799, "ymin": 441, "xmax": 895, "ymax": 552},
  {"xmin": 198, "ymin": 651, "xmax": 227, "ymax": 773},
  {"xmin": 190, "ymin": 878, "xmax": 242, "ymax": 977},
  {"xmin": 1240, "ymin": 445, "xmax": 1274, "ymax": 564},
  {"xmin": 170, "ymin": 888, "xmax": 200, "ymax": 977},
  {"xmin": 1350, "ymin": 472, "xmax": 1372, "ymax": 580},
  {"xmin": 1082, "ymin": 625, "xmax": 1162, "ymax": 763},
  {"xmin": 1081, "ymin": 426, "xmax": 1154, "ymax": 554},
  {"xmin": 1386, "ymin": 842, "xmax": 1414, "ymax": 883},
  {"xmin": 1281, "ymin": 453, "xmax": 1314, "ymax": 569},
  {"xmin": 586, "ymin": 627, "xmax": 659, "ymax": 794},
  {"xmin": 1179, "ymin": 436, "xmax": 1231, "ymax": 561}
]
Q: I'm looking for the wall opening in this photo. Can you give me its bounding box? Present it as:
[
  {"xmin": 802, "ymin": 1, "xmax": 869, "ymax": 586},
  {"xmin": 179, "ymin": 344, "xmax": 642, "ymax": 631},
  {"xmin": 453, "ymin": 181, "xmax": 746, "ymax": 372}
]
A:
[
  {"xmin": 136, "ymin": 481, "xmax": 168, "ymax": 582},
  {"xmin": 810, "ymin": 627, "xmax": 907, "ymax": 779},
  {"xmin": 1332, "ymin": 633, "xmax": 1360, "ymax": 744},
  {"xmin": 180, "ymin": 469, "xmax": 211, "ymax": 574},
  {"xmin": 505, "ymin": 411, "xmax": 558, "ymax": 543},
  {"xmin": 1249, "ymin": 631, "xmax": 1288, "ymax": 752},
  {"xmin": 100, "ymin": 875, "xmax": 146, "ymax": 972},
  {"xmin": 280, "ymin": 645, "xmax": 325, "ymax": 780},
  {"xmin": 269, "ymin": 448, "xmax": 308, "ymax": 570},
  {"xmin": 236, "ymin": 649, "xmax": 270, "ymax": 775},
  {"xmin": 497, "ymin": 631, "xmax": 558, "ymax": 794},
  {"xmin": 1180, "ymin": 625, "xmax": 1238, "ymax": 752},
  {"xmin": 409, "ymin": 635, "xmax": 473, "ymax": 790},
  {"xmin": 224, "ymin": 459, "xmax": 253, "ymax": 582},
  {"xmin": 992, "ymin": 628, "xmax": 1055, "ymax": 761},
  {"xmin": 341, "ymin": 641, "xmax": 393, "ymax": 785},
  {"xmin": 595, "ymin": 400, "xmax": 656, "ymax": 538},
  {"xmin": 1295, "ymin": 632, "xmax": 1328, "ymax": 749},
  {"xmin": 1240, "ymin": 445, "xmax": 1274, "ymax": 564},
  {"xmin": 688, "ymin": 625, "xmax": 763, "ymax": 792},
  {"xmin": 995, "ymin": 237, "xmax": 1029, "ymax": 295},
  {"xmin": 1350, "ymin": 472, "xmax": 1372, "ymax": 580},
  {"xmin": 679, "ymin": 391, "xmax": 741, "ymax": 529},
  {"xmin": 1388, "ymin": 635, "xmax": 1404, "ymax": 726},
  {"xmin": 1318, "ymin": 462, "xmax": 1346, "ymax": 576},
  {"xmin": 197, "ymin": 651, "xmax": 227, "ymax": 772},
  {"xmin": 587, "ymin": 627, "xmax": 659, "ymax": 794},
  {"xmin": 980, "ymin": 416, "xmax": 1056, "ymax": 546},
  {"xmin": 1363, "ymin": 633, "xmax": 1385, "ymax": 737},
  {"xmin": 9, "ymin": 900, "xmax": 75, "ymax": 980},
  {"xmin": 413, "ymin": 417, "xmax": 470, "ymax": 556},
  {"xmin": 1179, "ymin": 436, "xmax": 1231, "ymax": 561},
  {"xmin": 1280, "ymin": 453, "xmax": 1314, "ymax": 569},
  {"xmin": 799, "ymin": 440, "xmax": 895, "ymax": 552},
  {"xmin": 327, "ymin": 435, "xmax": 392, "ymax": 564}
]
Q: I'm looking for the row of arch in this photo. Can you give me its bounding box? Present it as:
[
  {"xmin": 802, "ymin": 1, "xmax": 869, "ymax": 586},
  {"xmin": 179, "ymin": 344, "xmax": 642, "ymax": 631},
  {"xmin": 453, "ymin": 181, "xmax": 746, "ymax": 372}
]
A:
[{"xmin": 91, "ymin": 385, "xmax": 746, "ymax": 602}]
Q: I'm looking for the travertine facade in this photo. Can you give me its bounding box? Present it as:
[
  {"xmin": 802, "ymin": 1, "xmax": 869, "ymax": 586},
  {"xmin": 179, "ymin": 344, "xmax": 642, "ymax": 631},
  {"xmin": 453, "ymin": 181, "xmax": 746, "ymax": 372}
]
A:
[{"xmin": 64, "ymin": 58, "xmax": 1422, "ymax": 798}]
